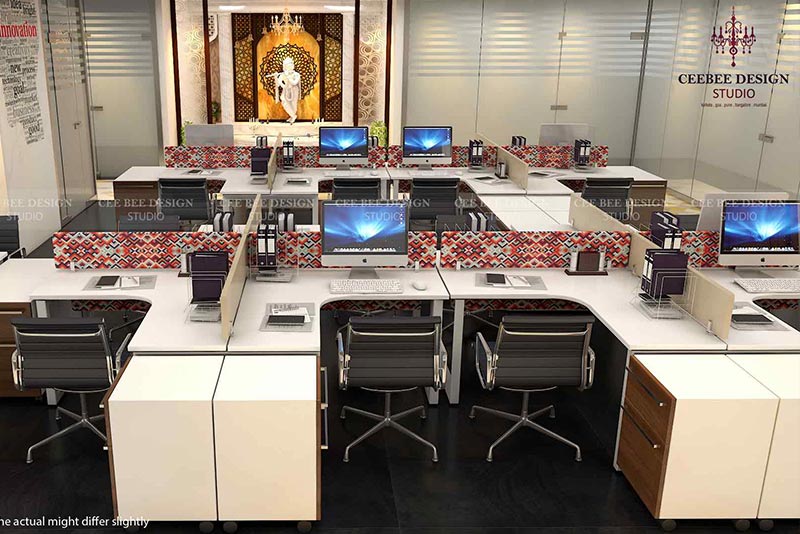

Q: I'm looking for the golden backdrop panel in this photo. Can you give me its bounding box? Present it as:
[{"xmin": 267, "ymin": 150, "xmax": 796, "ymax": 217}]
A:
[{"xmin": 257, "ymin": 31, "xmax": 320, "ymax": 121}]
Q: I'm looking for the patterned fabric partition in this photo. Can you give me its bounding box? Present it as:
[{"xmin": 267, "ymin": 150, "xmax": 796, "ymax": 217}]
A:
[
  {"xmin": 53, "ymin": 232, "xmax": 242, "ymax": 270},
  {"xmin": 754, "ymin": 298, "xmax": 798, "ymax": 312},
  {"xmin": 502, "ymin": 145, "xmax": 609, "ymax": 169},
  {"xmin": 465, "ymin": 299, "xmax": 588, "ymax": 313},
  {"xmin": 680, "ymin": 231, "xmax": 721, "ymax": 268},
  {"xmin": 288, "ymin": 146, "xmax": 386, "ymax": 168},
  {"xmin": 164, "ymin": 146, "xmax": 252, "ymax": 168},
  {"xmin": 385, "ymin": 145, "xmax": 498, "ymax": 168},
  {"xmin": 439, "ymin": 231, "xmax": 631, "ymax": 269}
]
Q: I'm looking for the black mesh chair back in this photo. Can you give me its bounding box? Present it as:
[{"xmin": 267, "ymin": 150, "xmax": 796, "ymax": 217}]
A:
[
  {"xmin": 0, "ymin": 215, "xmax": 22, "ymax": 256},
  {"xmin": 410, "ymin": 178, "xmax": 459, "ymax": 220},
  {"xmin": 158, "ymin": 178, "xmax": 210, "ymax": 221},
  {"xmin": 332, "ymin": 178, "xmax": 381, "ymax": 201},
  {"xmin": 487, "ymin": 314, "xmax": 595, "ymax": 390},
  {"xmin": 343, "ymin": 316, "xmax": 442, "ymax": 389},
  {"xmin": 582, "ymin": 177, "xmax": 633, "ymax": 221},
  {"xmin": 118, "ymin": 214, "xmax": 181, "ymax": 231},
  {"xmin": 11, "ymin": 318, "xmax": 114, "ymax": 391}
]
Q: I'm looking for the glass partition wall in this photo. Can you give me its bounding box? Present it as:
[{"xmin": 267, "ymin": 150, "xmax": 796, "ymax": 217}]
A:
[{"xmin": 403, "ymin": 0, "xmax": 800, "ymax": 200}]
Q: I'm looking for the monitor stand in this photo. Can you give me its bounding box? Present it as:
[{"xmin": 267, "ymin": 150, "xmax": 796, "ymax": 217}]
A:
[
  {"xmin": 733, "ymin": 266, "xmax": 800, "ymax": 278},
  {"xmin": 335, "ymin": 164, "xmax": 353, "ymax": 171},
  {"xmin": 348, "ymin": 268, "xmax": 379, "ymax": 280},
  {"xmin": 417, "ymin": 164, "xmax": 433, "ymax": 171}
]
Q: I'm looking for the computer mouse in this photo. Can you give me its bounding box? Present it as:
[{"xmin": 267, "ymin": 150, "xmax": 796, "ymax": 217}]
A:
[
  {"xmin": 370, "ymin": 170, "xmax": 379, "ymax": 177},
  {"xmin": 455, "ymin": 170, "xmax": 463, "ymax": 176},
  {"xmin": 412, "ymin": 281, "xmax": 428, "ymax": 291}
]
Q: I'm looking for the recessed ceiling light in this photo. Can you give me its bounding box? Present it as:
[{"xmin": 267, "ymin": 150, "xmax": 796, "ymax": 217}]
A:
[
  {"xmin": 219, "ymin": 5, "xmax": 245, "ymax": 11},
  {"xmin": 324, "ymin": 5, "xmax": 356, "ymax": 12}
]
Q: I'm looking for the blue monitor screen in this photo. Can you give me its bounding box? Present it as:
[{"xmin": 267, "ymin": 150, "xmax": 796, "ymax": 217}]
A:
[
  {"xmin": 403, "ymin": 127, "xmax": 452, "ymax": 158},
  {"xmin": 319, "ymin": 127, "xmax": 369, "ymax": 158},
  {"xmin": 721, "ymin": 201, "xmax": 800, "ymax": 254},
  {"xmin": 322, "ymin": 203, "xmax": 408, "ymax": 255}
]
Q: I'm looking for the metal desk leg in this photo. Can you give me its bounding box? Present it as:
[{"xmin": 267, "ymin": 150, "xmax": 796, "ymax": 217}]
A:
[
  {"xmin": 311, "ymin": 195, "xmax": 319, "ymax": 224},
  {"xmin": 424, "ymin": 298, "xmax": 444, "ymax": 405},
  {"xmin": 445, "ymin": 299, "xmax": 465, "ymax": 405},
  {"xmin": 392, "ymin": 178, "xmax": 400, "ymax": 200}
]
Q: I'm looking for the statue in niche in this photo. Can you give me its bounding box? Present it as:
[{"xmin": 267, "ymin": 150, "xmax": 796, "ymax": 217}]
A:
[{"xmin": 268, "ymin": 57, "xmax": 302, "ymax": 124}]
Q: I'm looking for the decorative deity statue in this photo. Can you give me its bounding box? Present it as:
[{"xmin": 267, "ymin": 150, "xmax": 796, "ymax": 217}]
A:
[{"xmin": 273, "ymin": 57, "xmax": 301, "ymax": 124}]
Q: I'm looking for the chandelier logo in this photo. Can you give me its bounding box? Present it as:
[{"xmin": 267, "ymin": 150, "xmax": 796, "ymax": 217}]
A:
[{"xmin": 711, "ymin": 6, "xmax": 756, "ymax": 67}]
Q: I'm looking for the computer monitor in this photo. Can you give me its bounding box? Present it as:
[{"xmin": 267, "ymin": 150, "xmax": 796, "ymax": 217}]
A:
[
  {"xmin": 538, "ymin": 123, "xmax": 591, "ymax": 146},
  {"xmin": 719, "ymin": 200, "xmax": 800, "ymax": 267},
  {"xmin": 696, "ymin": 192, "xmax": 790, "ymax": 231},
  {"xmin": 321, "ymin": 201, "xmax": 409, "ymax": 272},
  {"xmin": 319, "ymin": 126, "xmax": 369, "ymax": 169},
  {"xmin": 185, "ymin": 124, "xmax": 234, "ymax": 147},
  {"xmin": 402, "ymin": 126, "xmax": 452, "ymax": 168}
]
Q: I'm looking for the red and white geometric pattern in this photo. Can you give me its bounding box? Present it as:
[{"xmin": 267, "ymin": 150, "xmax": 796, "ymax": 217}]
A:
[
  {"xmin": 502, "ymin": 145, "xmax": 609, "ymax": 169},
  {"xmin": 53, "ymin": 232, "xmax": 241, "ymax": 270},
  {"xmin": 164, "ymin": 146, "xmax": 252, "ymax": 168},
  {"xmin": 385, "ymin": 145, "xmax": 498, "ymax": 168},
  {"xmin": 439, "ymin": 231, "xmax": 631, "ymax": 269},
  {"xmin": 465, "ymin": 298, "xmax": 588, "ymax": 313},
  {"xmin": 287, "ymin": 146, "xmax": 387, "ymax": 168},
  {"xmin": 680, "ymin": 231, "xmax": 721, "ymax": 268},
  {"xmin": 754, "ymin": 298, "xmax": 798, "ymax": 312},
  {"xmin": 71, "ymin": 300, "xmax": 152, "ymax": 313}
]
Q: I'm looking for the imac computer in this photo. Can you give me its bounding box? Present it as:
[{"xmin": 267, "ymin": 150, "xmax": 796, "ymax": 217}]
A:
[
  {"xmin": 697, "ymin": 191, "xmax": 789, "ymax": 231},
  {"xmin": 402, "ymin": 126, "xmax": 453, "ymax": 169},
  {"xmin": 321, "ymin": 201, "xmax": 409, "ymax": 278},
  {"xmin": 719, "ymin": 200, "xmax": 800, "ymax": 268},
  {"xmin": 185, "ymin": 124, "xmax": 234, "ymax": 146},
  {"xmin": 319, "ymin": 126, "xmax": 369, "ymax": 170},
  {"xmin": 538, "ymin": 123, "xmax": 592, "ymax": 146}
]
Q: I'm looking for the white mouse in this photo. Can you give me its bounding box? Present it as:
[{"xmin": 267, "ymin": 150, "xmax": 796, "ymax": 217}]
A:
[
  {"xmin": 412, "ymin": 281, "xmax": 427, "ymax": 291},
  {"xmin": 370, "ymin": 170, "xmax": 379, "ymax": 176}
]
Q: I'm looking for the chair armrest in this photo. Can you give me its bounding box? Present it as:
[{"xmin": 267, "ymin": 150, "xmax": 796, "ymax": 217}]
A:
[
  {"xmin": 476, "ymin": 332, "xmax": 493, "ymax": 390},
  {"xmin": 584, "ymin": 347, "xmax": 596, "ymax": 390},
  {"xmin": 114, "ymin": 333, "xmax": 134, "ymax": 375},
  {"xmin": 6, "ymin": 247, "xmax": 25, "ymax": 260},
  {"xmin": 436, "ymin": 340, "xmax": 448, "ymax": 389},
  {"xmin": 336, "ymin": 332, "xmax": 348, "ymax": 389},
  {"xmin": 108, "ymin": 315, "xmax": 145, "ymax": 343},
  {"xmin": 10, "ymin": 350, "xmax": 22, "ymax": 391}
]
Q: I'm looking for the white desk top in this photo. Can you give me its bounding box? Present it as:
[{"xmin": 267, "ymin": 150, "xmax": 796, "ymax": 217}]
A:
[
  {"xmin": 110, "ymin": 355, "xmax": 224, "ymax": 402},
  {"xmin": 635, "ymin": 353, "xmax": 777, "ymax": 400},
  {"xmin": 215, "ymin": 355, "xmax": 317, "ymax": 401},
  {"xmin": 728, "ymin": 353, "xmax": 800, "ymax": 399},
  {"xmin": 115, "ymin": 166, "xmax": 252, "ymax": 183},
  {"xmin": 438, "ymin": 268, "xmax": 726, "ymax": 352},
  {"xmin": 553, "ymin": 166, "xmax": 667, "ymax": 183},
  {"xmin": 0, "ymin": 259, "xmax": 57, "ymax": 303},
  {"xmin": 700, "ymin": 268, "xmax": 800, "ymax": 352},
  {"xmin": 228, "ymin": 269, "xmax": 449, "ymax": 353},
  {"xmin": 494, "ymin": 210, "xmax": 572, "ymax": 231},
  {"xmin": 219, "ymin": 167, "xmax": 392, "ymax": 197},
  {"xmin": 28, "ymin": 269, "xmax": 228, "ymax": 353}
]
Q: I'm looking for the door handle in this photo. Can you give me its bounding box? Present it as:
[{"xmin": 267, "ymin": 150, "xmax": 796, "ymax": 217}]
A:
[
  {"xmin": 90, "ymin": 106, "xmax": 104, "ymax": 112},
  {"xmin": 73, "ymin": 122, "xmax": 82, "ymax": 129}
]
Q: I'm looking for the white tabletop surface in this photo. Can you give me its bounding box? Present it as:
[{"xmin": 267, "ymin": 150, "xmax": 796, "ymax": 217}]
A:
[
  {"xmin": 555, "ymin": 166, "xmax": 667, "ymax": 182},
  {"xmin": 114, "ymin": 166, "xmax": 251, "ymax": 183},
  {"xmin": 729, "ymin": 353, "xmax": 800, "ymax": 399},
  {"xmin": 110, "ymin": 355, "xmax": 224, "ymax": 402},
  {"xmin": 438, "ymin": 268, "xmax": 726, "ymax": 352},
  {"xmin": 228, "ymin": 269, "xmax": 449, "ymax": 353},
  {"xmin": 635, "ymin": 353, "xmax": 777, "ymax": 400},
  {"xmin": 28, "ymin": 269, "xmax": 228, "ymax": 353},
  {"xmin": 0, "ymin": 259, "xmax": 59, "ymax": 303},
  {"xmin": 220, "ymin": 167, "xmax": 392, "ymax": 197},
  {"xmin": 215, "ymin": 355, "xmax": 318, "ymax": 401},
  {"xmin": 494, "ymin": 210, "xmax": 572, "ymax": 231},
  {"xmin": 701, "ymin": 268, "xmax": 800, "ymax": 352}
]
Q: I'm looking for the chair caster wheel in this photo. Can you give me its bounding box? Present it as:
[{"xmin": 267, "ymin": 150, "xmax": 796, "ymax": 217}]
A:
[
  {"xmin": 659, "ymin": 519, "xmax": 677, "ymax": 531},
  {"xmin": 297, "ymin": 520, "xmax": 313, "ymax": 533},
  {"xmin": 420, "ymin": 414, "xmax": 427, "ymax": 420},
  {"xmin": 549, "ymin": 408, "xmax": 556, "ymax": 419},
  {"xmin": 222, "ymin": 521, "xmax": 238, "ymax": 533},
  {"xmin": 343, "ymin": 456, "xmax": 349, "ymax": 463},
  {"xmin": 468, "ymin": 413, "xmax": 476, "ymax": 420},
  {"xmin": 198, "ymin": 521, "xmax": 214, "ymax": 533},
  {"xmin": 733, "ymin": 519, "xmax": 751, "ymax": 532},
  {"xmin": 575, "ymin": 455, "xmax": 582, "ymax": 462},
  {"xmin": 432, "ymin": 455, "xmax": 438, "ymax": 463},
  {"xmin": 757, "ymin": 519, "xmax": 774, "ymax": 531},
  {"xmin": 26, "ymin": 458, "xmax": 33, "ymax": 464},
  {"xmin": 486, "ymin": 456, "xmax": 493, "ymax": 463}
]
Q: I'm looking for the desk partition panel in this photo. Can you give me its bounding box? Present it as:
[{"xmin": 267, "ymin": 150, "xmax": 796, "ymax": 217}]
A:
[
  {"xmin": 569, "ymin": 193, "xmax": 630, "ymax": 233},
  {"xmin": 673, "ymin": 266, "xmax": 734, "ymax": 341},
  {"xmin": 503, "ymin": 145, "xmax": 609, "ymax": 169}
]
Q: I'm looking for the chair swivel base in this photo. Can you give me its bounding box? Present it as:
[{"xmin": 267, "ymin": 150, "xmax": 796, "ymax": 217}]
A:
[
  {"xmin": 340, "ymin": 391, "xmax": 438, "ymax": 463},
  {"xmin": 469, "ymin": 391, "xmax": 581, "ymax": 462},
  {"xmin": 27, "ymin": 393, "xmax": 106, "ymax": 464}
]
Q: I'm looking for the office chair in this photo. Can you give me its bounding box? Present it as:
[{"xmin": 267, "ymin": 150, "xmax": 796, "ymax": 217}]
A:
[
  {"xmin": 10, "ymin": 318, "xmax": 131, "ymax": 463},
  {"xmin": 410, "ymin": 178, "xmax": 460, "ymax": 220},
  {"xmin": 337, "ymin": 316, "xmax": 447, "ymax": 463},
  {"xmin": 117, "ymin": 214, "xmax": 181, "ymax": 231},
  {"xmin": 332, "ymin": 178, "xmax": 381, "ymax": 201},
  {"xmin": 0, "ymin": 215, "xmax": 25, "ymax": 260},
  {"xmin": 469, "ymin": 314, "xmax": 596, "ymax": 462},
  {"xmin": 158, "ymin": 178, "xmax": 212, "ymax": 223},
  {"xmin": 581, "ymin": 177, "xmax": 633, "ymax": 221}
]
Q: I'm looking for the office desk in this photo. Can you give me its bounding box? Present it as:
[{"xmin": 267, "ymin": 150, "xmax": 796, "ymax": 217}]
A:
[
  {"xmin": 28, "ymin": 269, "xmax": 227, "ymax": 354},
  {"xmin": 386, "ymin": 167, "xmax": 528, "ymax": 197},
  {"xmin": 437, "ymin": 268, "xmax": 726, "ymax": 403}
]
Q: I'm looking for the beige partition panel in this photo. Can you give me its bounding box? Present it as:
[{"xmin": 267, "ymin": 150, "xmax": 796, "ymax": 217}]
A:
[
  {"xmin": 628, "ymin": 232, "xmax": 659, "ymax": 278},
  {"xmin": 221, "ymin": 194, "xmax": 262, "ymax": 340},
  {"xmin": 673, "ymin": 267, "xmax": 734, "ymax": 341},
  {"xmin": 569, "ymin": 193, "xmax": 629, "ymax": 233},
  {"xmin": 496, "ymin": 146, "xmax": 529, "ymax": 192}
]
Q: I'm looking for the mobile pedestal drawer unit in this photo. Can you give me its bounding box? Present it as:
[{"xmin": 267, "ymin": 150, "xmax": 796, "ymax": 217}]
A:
[{"xmin": 617, "ymin": 354, "xmax": 778, "ymax": 531}]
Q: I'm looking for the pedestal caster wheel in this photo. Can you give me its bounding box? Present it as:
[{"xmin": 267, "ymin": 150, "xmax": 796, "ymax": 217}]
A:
[
  {"xmin": 297, "ymin": 520, "xmax": 313, "ymax": 533},
  {"xmin": 757, "ymin": 519, "xmax": 774, "ymax": 532},
  {"xmin": 199, "ymin": 521, "xmax": 214, "ymax": 533},
  {"xmin": 733, "ymin": 519, "xmax": 751, "ymax": 532},
  {"xmin": 659, "ymin": 519, "xmax": 677, "ymax": 531},
  {"xmin": 222, "ymin": 522, "xmax": 238, "ymax": 533}
]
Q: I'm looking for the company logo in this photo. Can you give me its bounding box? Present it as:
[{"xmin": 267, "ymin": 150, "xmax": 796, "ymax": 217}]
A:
[{"xmin": 711, "ymin": 6, "xmax": 756, "ymax": 67}]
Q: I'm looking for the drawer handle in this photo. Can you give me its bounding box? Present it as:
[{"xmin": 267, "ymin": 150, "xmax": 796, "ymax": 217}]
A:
[
  {"xmin": 0, "ymin": 310, "xmax": 24, "ymax": 315},
  {"xmin": 626, "ymin": 367, "xmax": 667, "ymax": 407},
  {"xmin": 623, "ymin": 407, "xmax": 661, "ymax": 449}
]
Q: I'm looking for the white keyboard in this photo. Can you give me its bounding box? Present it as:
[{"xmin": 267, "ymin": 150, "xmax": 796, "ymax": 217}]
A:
[
  {"xmin": 330, "ymin": 279, "xmax": 403, "ymax": 294},
  {"xmin": 735, "ymin": 278, "xmax": 800, "ymax": 294},
  {"xmin": 324, "ymin": 170, "xmax": 367, "ymax": 178},
  {"xmin": 409, "ymin": 170, "xmax": 460, "ymax": 178}
]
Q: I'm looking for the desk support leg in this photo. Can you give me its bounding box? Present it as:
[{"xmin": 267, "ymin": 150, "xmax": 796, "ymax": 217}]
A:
[
  {"xmin": 311, "ymin": 197, "xmax": 319, "ymax": 225},
  {"xmin": 392, "ymin": 178, "xmax": 400, "ymax": 200},
  {"xmin": 445, "ymin": 299, "xmax": 465, "ymax": 405}
]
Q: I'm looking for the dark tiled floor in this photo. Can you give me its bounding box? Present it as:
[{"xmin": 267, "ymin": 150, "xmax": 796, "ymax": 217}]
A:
[{"xmin": 1, "ymin": 313, "xmax": 799, "ymax": 534}]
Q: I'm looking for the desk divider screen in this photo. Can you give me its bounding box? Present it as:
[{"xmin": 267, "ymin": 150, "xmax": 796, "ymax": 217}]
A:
[
  {"xmin": 503, "ymin": 145, "xmax": 609, "ymax": 169},
  {"xmin": 672, "ymin": 266, "xmax": 734, "ymax": 341},
  {"xmin": 569, "ymin": 193, "xmax": 630, "ymax": 233},
  {"xmin": 496, "ymin": 146, "xmax": 530, "ymax": 192},
  {"xmin": 221, "ymin": 194, "xmax": 262, "ymax": 340}
]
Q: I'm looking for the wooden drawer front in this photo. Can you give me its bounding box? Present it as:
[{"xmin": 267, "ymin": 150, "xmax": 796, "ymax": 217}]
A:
[
  {"xmin": 624, "ymin": 357, "xmax": 675, "ymax": 443},
  {"xmin": 618, "ymin": 408, "xmax": 667, "ymax": 517},
  {"xmin": 113, "ymin": 182, "xmax": 159, "ymax": 217},
  {"xmin": 0, "ymin": 304, "xmax": 30, "ymax": 344},
  {"xmin": 629, "ymin": 182, "xmax": 667, "ymax": 201}
]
